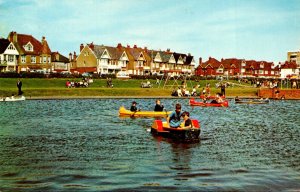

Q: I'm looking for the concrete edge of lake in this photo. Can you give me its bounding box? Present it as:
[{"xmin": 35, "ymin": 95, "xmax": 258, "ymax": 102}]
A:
[{"xmin": 26, "ymin": 96, "xmax": 260, "ymax": 100}]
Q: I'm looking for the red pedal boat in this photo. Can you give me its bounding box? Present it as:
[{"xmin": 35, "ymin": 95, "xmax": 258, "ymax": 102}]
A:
[
  {"xmin": 151, "ymin": 119, "xmax": 201, "ymax": 142},
  {"xmin": 189, "ymin": 98, "xmax": 229, "ymax": 107}
]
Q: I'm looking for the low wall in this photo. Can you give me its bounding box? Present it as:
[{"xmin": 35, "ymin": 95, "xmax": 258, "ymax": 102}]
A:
[{"xmin": 258, "ymin": 88, "xmax": 300, "ymax": 99}]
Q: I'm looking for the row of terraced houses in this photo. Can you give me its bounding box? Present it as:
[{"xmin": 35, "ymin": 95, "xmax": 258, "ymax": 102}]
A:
[{"xmin": 0, "ymin": 31, "xmax": 299, "ymax": 79}]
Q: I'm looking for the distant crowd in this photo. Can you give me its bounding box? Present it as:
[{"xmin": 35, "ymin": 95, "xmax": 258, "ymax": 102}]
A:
[{"xmin": 66, "ymin": 77, "xmax": 93, "ymax": 88}]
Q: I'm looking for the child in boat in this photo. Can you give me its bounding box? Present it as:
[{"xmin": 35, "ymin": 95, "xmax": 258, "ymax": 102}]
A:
[
  {"xmin": 154, "ymin": 99, "xmax": 164, "ymax": 111},
  {"xmin": 130, "ymin": 101, "xmax": 139, "ymax": 112},
  {"xmin": 235, "ymin": 96, "xmax": 241, "ymax": 101},
  {"xmin": 167, "ymin": 103, "xmax": 182, "ymax": 128},
  {"xmin": 211, "ymin": 93, "xmax": 223, "ymax": 104},
  {"xmin": 180, "ymin": 111, "xmax": 192, "ymax": 129}
]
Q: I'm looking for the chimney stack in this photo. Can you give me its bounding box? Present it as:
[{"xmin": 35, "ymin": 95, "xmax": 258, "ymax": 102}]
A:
[
  {"xmin": 127, "ymin": 45, "xmax": 130, "ymax": 48},
  {"xmin": 117, "ymin": 43, "xmax": 122, "ymax": 48},
  {"xmin": 199, "ymin": 57, "xmax": 202, "ymax": 65},
  {"xmin": 80, "ymin": 44, "xmax": 84, "ymax": 52},
  {"xmin": 69, "ymin": 53, "xmax": 73, "ymax": 62},
  {"xmin": 8, "ymin": 31, "xmax": 17, "ymax": 42},
  {"xmin": 133, "ymin": 45, "xmax": 137, "ymax": 48},
  {"xmin": 73, "ymin": 51, "xmax": 77, "ymax": 61},
  {"xmin": 89, "ymin": 42, "xmax": 94, "ymax": 51}
]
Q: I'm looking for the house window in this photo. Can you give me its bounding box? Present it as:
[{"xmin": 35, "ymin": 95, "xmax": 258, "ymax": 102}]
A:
[
  {"xmin": 27, "ymin": 44, "xmax": 33, "ymax": 51},
  {"xmin": 31, "ymin": 56, "xmax": 36, "ymax": 63},
  {"xmin": 43, "ymin": 56, "xmax": 47, "ymax": 63},
  {"xmin": 259, "ymin": 70, "xmax": 263, "ymax": 74},
  {"xmin": 8, "ymin": 44, "xmax": 15, "ymax": 50},
  {"xmin": 8, "ymin": 55, "xmax": 14, "ymax": 62},
  {"xmin": 260, "ymin": 64, "xmax": 264, "ymax": 68},
  {"xmin": 21, "ymin": 55, "xmax": 26, "ymax": 63},
  {"xmin": 217, "ymin": 68, "xmax": 223, "ymax": 73},
  {"xmin": 48, "ymin": 57, "xmax": 51, "ymax": 63}
]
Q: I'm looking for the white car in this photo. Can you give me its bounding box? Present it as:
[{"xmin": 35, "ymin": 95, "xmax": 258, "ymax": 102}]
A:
[{"xmin": 116, "ymin": 72, "xmax": 130, "ymax": 79}]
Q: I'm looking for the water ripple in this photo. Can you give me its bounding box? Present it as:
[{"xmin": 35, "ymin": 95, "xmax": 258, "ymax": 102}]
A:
[{"xmin": 0, "ymin": 99, "xmax": 300, "ymax": 191}]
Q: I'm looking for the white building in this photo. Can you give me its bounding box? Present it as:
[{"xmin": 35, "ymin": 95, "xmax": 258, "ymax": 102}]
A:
[{"xmin": 0, "ymin": 38, "xmax": 19, "ymax": 72}]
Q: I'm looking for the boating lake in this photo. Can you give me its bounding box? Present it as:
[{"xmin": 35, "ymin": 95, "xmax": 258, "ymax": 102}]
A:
[{"xmin": 0, "ymin": 98, "xmax": 299, "ymax": 191}]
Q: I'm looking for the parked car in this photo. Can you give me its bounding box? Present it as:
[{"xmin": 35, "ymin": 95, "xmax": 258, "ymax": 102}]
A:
[
  {"xmin": 82, "ymin": 72, "xmax": 92, "ymax": 77},
  {"xmin": 116, "ymin": 72, "xmax": 130, "ymax": 79}
]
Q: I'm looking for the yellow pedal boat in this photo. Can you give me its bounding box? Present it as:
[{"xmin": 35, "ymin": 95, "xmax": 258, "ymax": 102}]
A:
[{"xmin": 119, "ymin": 106, "xmax": 172, "ymax": 117}]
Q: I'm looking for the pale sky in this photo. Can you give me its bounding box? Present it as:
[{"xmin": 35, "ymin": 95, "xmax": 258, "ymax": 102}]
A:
[{"xmin": 0, "ymin": 0, "xmax": 299, "ymax": 65}]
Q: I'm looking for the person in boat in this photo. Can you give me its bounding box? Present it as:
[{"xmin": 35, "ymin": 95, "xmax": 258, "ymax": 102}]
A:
[
  {"xmin": 202, "ymin": 94, "xmax": 208, "ymax": 103},
  {"xmin": 235, "ymin": 96, "xmax": 241, "ymax": 102},
  {"xmin": 130, "ymin": 101, "xmax": 140, "ymax": 112},
  {"xmin": 211, "ymin": 93, "xmax": 223, "ymax": 104},
  {"xmin": 191, "ymin": 86, "xmax": 197, "ymax": 96},
  {"xmin": 167, "ymin": 103, "xmax": 182, "ymax": 128},
  {"xmin": 154, "ymin": 99, "xmax": 164, "ymax": 111},
  {"xmin": 180, "ymin": 111, "xmax": 192, "ymax": 129}
]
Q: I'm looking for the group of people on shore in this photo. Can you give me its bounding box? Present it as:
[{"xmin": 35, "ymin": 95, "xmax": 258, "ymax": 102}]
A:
[
  {"xmin": 66, "ymin": 78, "xmax": 92, "ymax": 88},
  {"xmin": 130, "ymin": 100, "xmax": 192, "ymax": 129}
]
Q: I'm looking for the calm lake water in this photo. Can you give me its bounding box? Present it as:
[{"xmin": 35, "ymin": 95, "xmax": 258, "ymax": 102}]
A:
[{"xmin": 0, "ymin": 99, "xmax": 299, "ymax": 192}]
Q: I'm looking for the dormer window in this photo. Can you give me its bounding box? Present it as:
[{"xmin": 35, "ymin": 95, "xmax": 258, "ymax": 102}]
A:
[
  {"xmin": 8, "ymin": 44, "xmax": 15, "ymax": 50},
  {"xmin": 24, "ymin": 42, "xmax": 34, "ymax": 52},
  {"xmin": 260, "ymin": 63, "xmax": 264, "ymax": 68}
]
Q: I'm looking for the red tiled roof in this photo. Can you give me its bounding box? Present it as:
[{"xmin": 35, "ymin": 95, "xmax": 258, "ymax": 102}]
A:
[
  {"xmin": 9, "ymin": 32, "xmax": 51, "ymax": 55},
  {"xmin": 203, "ymin": 57, "xmax": 221, "ymax": 68},
  {"xmin": 280, "ymin": 61, "xmax": 297, "ymax": 69}
]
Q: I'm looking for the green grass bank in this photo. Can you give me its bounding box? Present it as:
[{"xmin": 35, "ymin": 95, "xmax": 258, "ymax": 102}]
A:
[{"xmin": 0, "ymin": 78, "xmax": 258, "ymax": 98}]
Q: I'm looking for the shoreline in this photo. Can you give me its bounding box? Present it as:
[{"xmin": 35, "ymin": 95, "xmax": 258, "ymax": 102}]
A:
[{"xmin": 26, "ymin": 96, "xmax": 260, "ymax": 100}]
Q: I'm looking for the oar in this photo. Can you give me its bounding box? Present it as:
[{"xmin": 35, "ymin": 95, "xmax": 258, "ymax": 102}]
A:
[{"xmin": 131, "ymin": 110, "xmax": 138, "ymax": 118}]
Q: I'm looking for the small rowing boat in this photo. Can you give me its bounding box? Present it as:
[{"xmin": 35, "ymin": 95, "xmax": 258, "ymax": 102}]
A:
[
  {"xmin": 0, "ymin": 96, "xmax": 26, "ymax": 102},
  {"xmin": 199, "ymin": 95, "xmax": 225, "ymax": 100},
  {"xmin": 189, "ymin": 98, "xmax": 229, "ymax": 107},
  {"xmin": 235, "ymin": 99, "xmax": 269, "ymax": 104},
  {"xmin": 119, "ymin": 106, "xmax": 172, "ymax": 117},
  {"xmin": 151, "ymin": 119, "xmax": 201, "ymax": 142}
]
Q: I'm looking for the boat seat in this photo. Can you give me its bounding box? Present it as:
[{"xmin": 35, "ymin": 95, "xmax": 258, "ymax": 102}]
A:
[{"xmin": 191, "ymin": 119, "xmax": 200, "ymax": 129}]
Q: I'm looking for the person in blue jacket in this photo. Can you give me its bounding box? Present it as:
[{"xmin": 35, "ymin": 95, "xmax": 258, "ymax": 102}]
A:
[{"xmin": 167, "ymin": 103, "xmax": 182, "ymax": 128}]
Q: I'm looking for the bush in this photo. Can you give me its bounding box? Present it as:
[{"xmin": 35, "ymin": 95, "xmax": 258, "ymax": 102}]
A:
[{"xmin": 0, "ymin": 72, "xmax": 20, "ymax": 78}]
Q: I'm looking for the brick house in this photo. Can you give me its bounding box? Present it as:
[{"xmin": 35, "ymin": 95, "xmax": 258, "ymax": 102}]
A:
[
  {"xmin": 76, "ymin": 43, "xmax": 126, "ymax": 74},
  {"xmin": 8, "ymin": 31, "xmax": 52, "ymax": 73},
  {"xmin": 149, "ymin": 50, "xmax": 195, "ymax": 76},
  {"xmin": 76, "ymin": 43, "xmax": 196, "ymax": 76},
  {"xmin": 195, "ymin": 57, "xmax": 280, "ymax": 78}
]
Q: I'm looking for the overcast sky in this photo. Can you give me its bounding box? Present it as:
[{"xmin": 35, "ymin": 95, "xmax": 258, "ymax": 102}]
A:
[{"xmin": 0, "ymin": 0, "xmax": 299, "ymax": 65}]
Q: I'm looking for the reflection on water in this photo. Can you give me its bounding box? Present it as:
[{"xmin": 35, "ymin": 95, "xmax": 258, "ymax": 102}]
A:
[{"xmin": 0, "ymin": 99, "xmax": 299, "ymax": 191}]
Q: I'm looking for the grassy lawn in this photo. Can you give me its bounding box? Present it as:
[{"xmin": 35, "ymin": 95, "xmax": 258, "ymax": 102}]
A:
[{"xmin": 0, "ymin": 78, "xmax": 258, "ymax": 97}]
